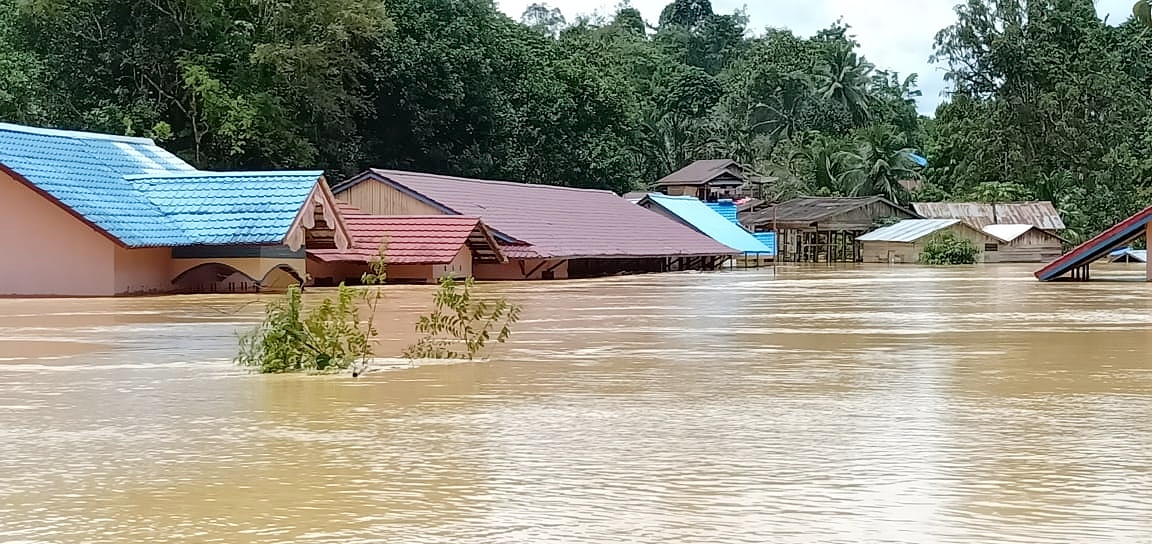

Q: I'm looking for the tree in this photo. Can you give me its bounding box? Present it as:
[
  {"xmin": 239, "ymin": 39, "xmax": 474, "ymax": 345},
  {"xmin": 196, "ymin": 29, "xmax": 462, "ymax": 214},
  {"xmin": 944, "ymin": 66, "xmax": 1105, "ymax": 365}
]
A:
[{"xmin": 522, "ymin": 3, "xmax": 566, "ymax": 38}]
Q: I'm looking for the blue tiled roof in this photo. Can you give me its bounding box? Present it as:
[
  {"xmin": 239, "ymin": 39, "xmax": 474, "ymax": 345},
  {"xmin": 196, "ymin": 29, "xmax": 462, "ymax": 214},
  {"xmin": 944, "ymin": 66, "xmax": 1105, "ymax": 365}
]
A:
[
  {"xmin": 0, "ymin": 123, "xmax": 322, "ymax": 247},
  {"xmin": 644, "ymin": 194, "xmax": 774, "ymax": 254}
]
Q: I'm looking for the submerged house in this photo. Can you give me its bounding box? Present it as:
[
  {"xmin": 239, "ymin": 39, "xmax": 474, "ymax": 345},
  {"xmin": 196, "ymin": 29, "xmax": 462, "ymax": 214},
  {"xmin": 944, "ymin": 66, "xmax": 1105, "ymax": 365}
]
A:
[
  {"xmin": 307, "ymin": 204, "xmax": 506, "ymax": 284},
  {"xmin": 858, "ymin": 219, "xmax": 1005, "ymax": 263},
  {"xmin": 741, "ymin": 196, "xmax": 919, "ymax": 262},
  {"xmin": 331, "ymin": 169, "xmax": 737, "ymax": 280},
  {"xmin": 651, "ymin": 159, "xmax": 750, "ymax": 201},
  {"xmin": 912, "ymin": 201, "xmax": 1066, "ymax": 233},
  {"xmin": 0, "ymin": 123, "xmax": 349, "ymax": 296},
  {"xmin": 636, "ymin": 194, "xmax": 775, "ymax": 262}
]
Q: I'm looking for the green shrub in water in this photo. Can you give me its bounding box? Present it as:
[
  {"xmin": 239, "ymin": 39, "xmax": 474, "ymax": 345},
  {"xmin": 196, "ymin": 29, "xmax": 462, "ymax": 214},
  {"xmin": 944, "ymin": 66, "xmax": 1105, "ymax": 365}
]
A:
[
  {"xmin": 920, "ymin": 232, "xmax": 979, "ymax": 265},
  {"xmin": 236, "ymin": 250, "xmax": 387, "ymax": 374},
  {"xmin": 403, "ymin": 275, "xmax": 522, "ymax": 360}
]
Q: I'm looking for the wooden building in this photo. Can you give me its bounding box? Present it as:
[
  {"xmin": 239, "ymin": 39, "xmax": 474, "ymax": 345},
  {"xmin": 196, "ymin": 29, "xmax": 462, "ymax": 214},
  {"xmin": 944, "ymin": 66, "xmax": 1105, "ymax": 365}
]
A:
[
  {"xmin": 912, "ymin": 201, "xmax": 1066, "ymax": 233},
  {"xmin": 651, "ymin": 159, "xmax": 750, "ymax": 201},
  {"xmin": 857, "ymin": 219, "xmax": 1000, "ymax": 264},
  {"xmin": 741, "ymin": 196, "xmax": 919, "ymax": 262},
  {"xmin": 980, "ymin": 224, "xmax": 1065, "ymax": 263}
]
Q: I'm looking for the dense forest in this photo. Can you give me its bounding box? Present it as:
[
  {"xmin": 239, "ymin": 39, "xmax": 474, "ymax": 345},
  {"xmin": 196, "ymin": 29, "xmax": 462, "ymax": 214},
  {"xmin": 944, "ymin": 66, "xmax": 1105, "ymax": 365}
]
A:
[{"xmin": 1, "ymin": 0, "xmax": 1150, "ymax": 241}]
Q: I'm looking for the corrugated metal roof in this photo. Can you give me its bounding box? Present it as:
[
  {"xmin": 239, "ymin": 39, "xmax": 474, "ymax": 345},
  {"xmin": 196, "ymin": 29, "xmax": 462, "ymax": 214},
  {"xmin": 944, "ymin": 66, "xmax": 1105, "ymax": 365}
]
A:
[
  {"xmin": 0, "ymin": 122, "xmax": 325, "ymax": 247},
  {"xmin": 642, "ymin": 194, "xmax": 774, "ymax": 254},
  {"xmin": 1036, "ymin": 206, "xmax": 1152, "ymax": 281},
  {"xmin": 742, "ymin": 196, "xmax": 918, "ymax": 229},
  {"xmin": 982, "ymin": 224, "xmax": 1034, "ymax": 242},
  {"xmin": 334, "ymin": 170, "xmax": 738, "ymax": 259},
  {"xmin": 913, "ymin": 201, "xmax": 1065, "ymax": 230},
  {"xmin": 308, "ymin": 209, "xmax": 502, "ymax": 265},
  {"xmin": 857, "ymin": 219, "xmax": 960, "ymax": 242},
  {"xmin": 1108, "ymin": 247, "xmax": 1148, "ymax": 262}
]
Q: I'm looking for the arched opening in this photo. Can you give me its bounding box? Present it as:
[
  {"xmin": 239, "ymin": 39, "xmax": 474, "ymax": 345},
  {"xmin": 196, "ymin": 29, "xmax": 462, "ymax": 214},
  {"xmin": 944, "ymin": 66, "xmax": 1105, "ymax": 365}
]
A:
[
  {"xmin": 171, "ymin": 263, "xmax": 261, "ymax": 294},
  {"xmin": 261, "ymin": 264, "xmax": 304, "ymax": 292}
]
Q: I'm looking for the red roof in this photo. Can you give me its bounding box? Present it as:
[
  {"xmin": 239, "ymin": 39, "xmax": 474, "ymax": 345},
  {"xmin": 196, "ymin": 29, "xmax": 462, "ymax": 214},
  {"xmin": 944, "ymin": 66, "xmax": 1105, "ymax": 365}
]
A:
[
  {"xmin": 309, "ymin": 210, "xmax": 503, "ymax": 265},
  {"xmin": 333, "ymin": 169, "xmax": 738, "ymax": 259}
]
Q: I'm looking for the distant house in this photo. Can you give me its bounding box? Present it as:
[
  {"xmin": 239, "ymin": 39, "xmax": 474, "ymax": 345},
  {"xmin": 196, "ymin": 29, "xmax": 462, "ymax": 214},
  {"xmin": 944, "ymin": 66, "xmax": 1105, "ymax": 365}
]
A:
[
  {"xmin": 912, "ymin": 201, "xmax": 1066, "ymax": 233},
  {"xmin": 0, "ymin": 122, "xmax": 350, "ymax": 296},
  {"xmin": 858, "ymin": 219, "xmax": 1000, "ymax": 264},
  {"xmin": 980, "ymin": 224, "xmax": 1065, "ymax": 263},
  {"xmin": 652, "ymin": 159, "xmax": 749, "ymax": 201},
  {"xmin": 741, "ymin": 196, "xmax": 919, "ymax": 262},
  {"xmin": 307, "ymin": 204, "xmax": 505, "ymax": 284},
  {"xmin": 331, "ymin": 169, "xmax": 737, "ymax": 280},
  {"xmin": 636, "ymin": 194, "xmax": 774, "ymax": 259},
  {"xmin": 1109, "ymin": 247, "xmax": 1148, "ymax": 263}
]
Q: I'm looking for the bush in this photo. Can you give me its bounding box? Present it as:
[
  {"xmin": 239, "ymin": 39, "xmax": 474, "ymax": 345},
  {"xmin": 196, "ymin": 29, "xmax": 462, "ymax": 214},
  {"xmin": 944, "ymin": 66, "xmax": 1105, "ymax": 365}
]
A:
[
  {"xmin": 403, "ymin": 276, "xmax": 522, "ymax": 360},
  {"xmin": 920, "ymin": 232, "xmax": 979, "ymax": 265},
  {"xmin": 236, "ymin": 250, "xmax": 386, "ymax": 374},
  {"xmin": 236, "ymin": 283, "xmax": 372, "ymax": 373}
]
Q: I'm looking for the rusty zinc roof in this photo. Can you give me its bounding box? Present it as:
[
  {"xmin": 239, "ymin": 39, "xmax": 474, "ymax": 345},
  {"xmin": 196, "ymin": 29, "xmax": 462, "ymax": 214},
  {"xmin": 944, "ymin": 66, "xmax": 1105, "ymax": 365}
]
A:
[
  {"xmin": 308, "ymin": 204, "xmax": 503, "ymax": 265},
  {"xmin": 654, "ymin": 159, "xmax": 745, "ymax": 186},
  {"xmin": 742, "ymin": 196, "xmax": 917, "ymax": 229},
  {"xmin": 912, "ymin": 201, "xmax": 1065, "ymax": 231},
  {"xmin": 334, "ymin": 170, "xmax": 738, "ymax": 259}
]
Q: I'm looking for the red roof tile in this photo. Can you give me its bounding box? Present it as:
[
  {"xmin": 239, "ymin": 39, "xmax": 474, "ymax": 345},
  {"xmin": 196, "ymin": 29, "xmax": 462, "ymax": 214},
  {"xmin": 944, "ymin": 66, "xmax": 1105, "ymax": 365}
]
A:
[
  {"xmin": 309, "ymin": 211, "xmax": 501, "ymax": 265},
  {"xmin": 334, "ymin": 169, "xmax": 737, "ymax": 259}
]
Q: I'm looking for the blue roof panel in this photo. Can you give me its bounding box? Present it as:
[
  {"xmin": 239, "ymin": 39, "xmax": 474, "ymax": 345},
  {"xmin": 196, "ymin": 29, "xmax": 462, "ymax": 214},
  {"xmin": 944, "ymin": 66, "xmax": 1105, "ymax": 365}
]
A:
[
  {"xmin": 644, "ymin": 194, "xmax": 774, "ymax": 254},
  {"xmin": 0, "ymin": 123, "xmax": 322, "ymax": 247}
]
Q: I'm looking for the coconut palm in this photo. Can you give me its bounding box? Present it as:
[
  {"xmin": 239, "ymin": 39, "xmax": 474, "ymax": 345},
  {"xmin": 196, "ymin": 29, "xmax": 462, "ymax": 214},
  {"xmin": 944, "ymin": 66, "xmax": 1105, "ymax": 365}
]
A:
[
  {"xmin": 811, "ymin": 44, "xmax": 876, "ymax": 126},
  {"xmin": 836, "ymin": 125, "xmax": 922, "ymax": 203}
]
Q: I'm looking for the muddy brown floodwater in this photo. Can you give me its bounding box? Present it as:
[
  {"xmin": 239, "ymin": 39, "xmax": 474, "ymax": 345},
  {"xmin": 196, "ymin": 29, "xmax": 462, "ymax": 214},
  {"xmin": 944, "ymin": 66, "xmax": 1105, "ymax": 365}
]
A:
[{"xmin": 1, "ymin": 264, "xmax": 1152, "ymax": 543}]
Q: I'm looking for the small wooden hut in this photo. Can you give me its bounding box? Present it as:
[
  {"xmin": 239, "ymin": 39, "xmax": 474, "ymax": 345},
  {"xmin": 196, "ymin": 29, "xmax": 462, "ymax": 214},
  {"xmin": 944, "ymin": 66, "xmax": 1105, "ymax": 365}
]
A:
[
  {"xmin": 741, "ymin": 196, "xmax": 919, "ymax": 262},
  {"xmin": 652, "ymin": 159, "xmax": 749, "ymax": 201}
]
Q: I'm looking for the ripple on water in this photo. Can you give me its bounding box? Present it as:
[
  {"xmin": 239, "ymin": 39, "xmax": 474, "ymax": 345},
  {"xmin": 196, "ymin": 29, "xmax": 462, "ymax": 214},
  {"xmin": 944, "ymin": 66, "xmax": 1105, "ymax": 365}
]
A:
[{"xmin": 1, "ymin": 266, "xmax": 1152, "ymax": 543}]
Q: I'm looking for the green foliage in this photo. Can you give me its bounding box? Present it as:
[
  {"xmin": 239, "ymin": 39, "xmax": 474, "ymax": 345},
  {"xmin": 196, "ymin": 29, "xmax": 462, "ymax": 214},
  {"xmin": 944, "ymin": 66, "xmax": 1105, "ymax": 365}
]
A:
[
  {"xmin": 237, "ymin": 249, "xmax": 387, "ymax": 374},
  {"xmin": 236, "ymin": 284, "xmax": 371, "ymax": 373},
  {"xmin": 403, "ymin": 276, "xmax": 522, "ymax": 361},
  {"xmin": 920, "ymin": 232, "xmax": 979, "ymax": 266}
]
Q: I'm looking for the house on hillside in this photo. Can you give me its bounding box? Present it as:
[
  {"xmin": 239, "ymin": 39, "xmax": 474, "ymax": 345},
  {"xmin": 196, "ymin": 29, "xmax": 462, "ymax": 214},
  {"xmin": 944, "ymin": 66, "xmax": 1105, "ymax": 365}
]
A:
[
  {"xmin": 636, "ymin": 194, "xmax": 774, "ymax": 263},
  {"xmin": 651, "ymin": 159, "xmax": 750, "ymax": 201},
  {"xmin": 307, "ymin": 204, "xmax": 506, "ymax": 284},
  {"xmin": 858, "ymin": 219, "xmax": 1000, "ymax": 264},
  {"xmin": 0, "ymin": 122, "xmax": 350, "ymax": 296},
  {"xmin": 741, "ymin": 196, "xmax": 919, "ymax": 262},
  {"xmin": 912, "ymin": 201, "xmax": 1066, "ymax": 233},
  {"xmin": 331, "ymin": 169, "xmax": 737, "ymax": 280}
]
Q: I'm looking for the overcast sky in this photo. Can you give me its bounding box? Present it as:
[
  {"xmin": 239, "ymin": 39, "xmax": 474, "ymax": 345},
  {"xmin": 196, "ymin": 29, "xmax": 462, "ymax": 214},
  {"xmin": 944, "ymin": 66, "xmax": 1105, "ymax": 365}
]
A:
[{"xmin": 494, "ymin": 0, "xmax": 1134, "ymax": 115}]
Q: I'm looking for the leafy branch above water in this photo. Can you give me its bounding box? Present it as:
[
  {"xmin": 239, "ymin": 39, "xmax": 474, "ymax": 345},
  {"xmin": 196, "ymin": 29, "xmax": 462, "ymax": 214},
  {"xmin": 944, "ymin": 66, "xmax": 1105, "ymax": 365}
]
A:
[{"xmin": 235, "ymin": 250, "xmax": 521, "ymax": 373}]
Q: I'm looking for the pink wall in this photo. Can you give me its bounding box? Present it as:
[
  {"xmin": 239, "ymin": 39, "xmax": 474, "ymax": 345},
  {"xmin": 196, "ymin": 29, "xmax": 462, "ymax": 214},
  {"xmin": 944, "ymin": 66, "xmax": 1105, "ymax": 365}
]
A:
[
  {"xmin": 473, "ymin": 259, "xmax": 569, "ymax": 280},
  {"xmin": 1147, "ymin": 223, "xmax": 1151, "ymax": 282},
  {"xmin": 0, "ymin": 171, "xmax": 117, "ymax": 296},
  {"xmin": 114, "ymin": 246, "xmax": 172, "ymax": 294}
]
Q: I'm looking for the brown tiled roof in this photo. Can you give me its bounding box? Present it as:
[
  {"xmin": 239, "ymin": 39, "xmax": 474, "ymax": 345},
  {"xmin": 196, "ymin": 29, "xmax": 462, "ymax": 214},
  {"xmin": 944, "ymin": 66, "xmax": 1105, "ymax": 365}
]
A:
[
  {"xmin": 309, "ymin": 206, "xmax": 503, "ymax": 264},
  {"xmin": 654, "ymin": 159, "xmax": 745, "ymax": 186},
  {"xmin": 335, "ymin": 170, "xmax": 737, "ymax": 259},
  {"xmin": 912, "ymin": 201, "xmax": 1066, "ymax": 230}
]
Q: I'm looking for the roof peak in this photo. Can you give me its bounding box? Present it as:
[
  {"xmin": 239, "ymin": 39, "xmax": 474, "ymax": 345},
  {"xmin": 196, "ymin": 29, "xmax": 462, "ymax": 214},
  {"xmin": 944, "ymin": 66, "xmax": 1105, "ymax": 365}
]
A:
[
  {"xmin": 0, "ymin": 122, "xmax": 156, "ymax": 145},
  {"xmin": 368, "ymin": 169, "xmax": 615, "ymax": 195}
]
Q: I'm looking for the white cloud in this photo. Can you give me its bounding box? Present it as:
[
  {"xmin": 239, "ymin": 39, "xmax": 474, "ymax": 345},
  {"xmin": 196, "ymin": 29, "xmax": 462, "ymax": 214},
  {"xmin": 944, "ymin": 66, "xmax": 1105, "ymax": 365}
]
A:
[{"xmin": 496, "ymin": 0, "xmax": 1136, "ymax": 116}]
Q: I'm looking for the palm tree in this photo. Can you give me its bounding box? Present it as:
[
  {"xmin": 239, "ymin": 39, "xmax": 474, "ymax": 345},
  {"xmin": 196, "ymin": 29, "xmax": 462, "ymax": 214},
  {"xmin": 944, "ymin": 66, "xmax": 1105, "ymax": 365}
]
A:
[
  {"xmin": 811, "ymin": 44, "xmax": 876, "ymax": 126},
  {"xmin": 836, "ymin": 125, "xmax": 922, "ymax": 203}
]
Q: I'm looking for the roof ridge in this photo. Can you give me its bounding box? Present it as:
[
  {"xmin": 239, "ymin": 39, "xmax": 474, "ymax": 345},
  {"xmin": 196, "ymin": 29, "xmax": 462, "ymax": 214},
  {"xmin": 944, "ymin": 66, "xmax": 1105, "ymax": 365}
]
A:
[
  {"xmin": 126, "ymin": 170, "xmax": 324, "ymax": 180},
  {"xmin": 0, "ymin": 122, "xmax": 156, "ymax": 145},
  {"xmin": 370, "ymin": 168, "xmax": 616, "ymax": 195}
]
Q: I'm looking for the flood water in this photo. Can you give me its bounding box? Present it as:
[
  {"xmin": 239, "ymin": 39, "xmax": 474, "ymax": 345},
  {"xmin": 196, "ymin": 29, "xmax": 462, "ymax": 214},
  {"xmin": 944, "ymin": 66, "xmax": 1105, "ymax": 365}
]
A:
[{"xmin": 2, "ymin": 264, "xmax": 1152, "ymax": 543}]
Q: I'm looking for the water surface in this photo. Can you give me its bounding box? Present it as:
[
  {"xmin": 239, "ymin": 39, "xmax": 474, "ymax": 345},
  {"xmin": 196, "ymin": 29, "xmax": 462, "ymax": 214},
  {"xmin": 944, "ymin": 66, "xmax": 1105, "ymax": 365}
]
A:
[{"xmin": 2, "ymin": 264, "xmax": 1151, "ymax": 543}]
